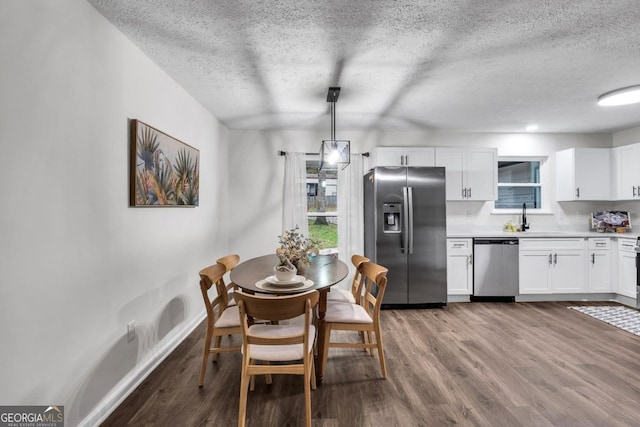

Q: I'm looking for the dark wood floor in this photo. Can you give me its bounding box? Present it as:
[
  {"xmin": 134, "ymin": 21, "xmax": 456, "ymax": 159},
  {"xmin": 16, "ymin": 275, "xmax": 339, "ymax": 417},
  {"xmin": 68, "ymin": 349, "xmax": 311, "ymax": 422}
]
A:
[{"xmin": 102, "ymin": 301, "xmax": 640, "ymax": 426}]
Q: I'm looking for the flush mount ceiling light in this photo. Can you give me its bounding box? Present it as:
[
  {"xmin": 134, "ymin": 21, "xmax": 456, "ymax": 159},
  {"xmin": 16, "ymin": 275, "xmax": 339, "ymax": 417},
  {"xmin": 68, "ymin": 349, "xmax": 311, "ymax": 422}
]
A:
[
  {"xmin": 319, "ymin": 87, "xmax": 350, "ymax": 171},
  {"xmin": 526, "ymin": 124, "xmax": 539, "ymax": 132},
  {"xmin": 597, "ymin": 85, "xmax": 640, "ymax": 106}
]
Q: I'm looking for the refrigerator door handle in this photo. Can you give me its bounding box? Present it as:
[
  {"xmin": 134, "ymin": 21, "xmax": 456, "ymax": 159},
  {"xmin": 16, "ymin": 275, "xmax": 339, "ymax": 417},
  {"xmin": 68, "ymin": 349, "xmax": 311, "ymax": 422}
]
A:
[
  {"xmin": 402, "ymin": 186, "xmax": 409, "ymax": 253},
  {"xmin": 408, "ymin": 186, "xmax": 414, "ymax": 254}
]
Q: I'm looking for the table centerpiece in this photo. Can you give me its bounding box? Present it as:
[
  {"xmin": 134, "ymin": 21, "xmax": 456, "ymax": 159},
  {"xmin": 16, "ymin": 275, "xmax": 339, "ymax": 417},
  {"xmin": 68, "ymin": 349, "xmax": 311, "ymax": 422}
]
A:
[{"xmin": 275, "ymin": 226, "xmax": 318, "ymax": 277}]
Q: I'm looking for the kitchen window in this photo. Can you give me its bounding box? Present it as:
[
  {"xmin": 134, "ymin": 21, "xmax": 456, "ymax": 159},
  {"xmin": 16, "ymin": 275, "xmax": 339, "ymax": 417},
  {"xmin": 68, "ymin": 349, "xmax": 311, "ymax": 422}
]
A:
[
  {"xmin": 495, "ymin": 159, "xmax": 543, "ymax": 210},
  {"xmin": 306, "ymin": 160, "xmax": 338, "ymax": 253}
]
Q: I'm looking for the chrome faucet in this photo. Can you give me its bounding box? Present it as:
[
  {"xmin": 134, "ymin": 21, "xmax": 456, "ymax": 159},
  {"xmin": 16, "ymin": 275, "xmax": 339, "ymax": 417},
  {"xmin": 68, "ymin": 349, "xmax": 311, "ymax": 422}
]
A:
[{"xmin": 521, "ymin": 203, "xmax": 530, "ymax": 231}]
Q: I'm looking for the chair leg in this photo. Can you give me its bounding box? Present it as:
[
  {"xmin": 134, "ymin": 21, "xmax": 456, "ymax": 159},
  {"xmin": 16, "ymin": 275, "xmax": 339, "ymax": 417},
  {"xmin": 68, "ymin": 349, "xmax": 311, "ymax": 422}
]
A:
[
  {"xmin": 238, "ymin": 358, "xmax": 250, "ymax": 427},
  {"xmin": 366, "ymin": 331, "xmax": 374, "ymax": 355},
  {"xmin": 211, "ymin": 335, "xmax": 222, "ymax": 362},
  {"xmin": 249, "ymin": 359, "xmax": 256, "ymax": 391},
  {"xmin": 374, "ymin": 326, "xmax": 387, "ymax": 379},
  {"xmin": 264, "ymin": 361, "xmax": 273, "ymax": 385},
  {"xmin": 199, "ymin": 328, "xmax": 213, "ymax": 387},
  {"xmin": 321, "ymin": 324, "xmax": 332, "ymax": 375},
  {"xmin": 310, "ymin": 358, "xmax": 317, "ymax": 390},
  {"xmin": 304, "ymin": 356, "xmax": 312, "ymax": 427}
]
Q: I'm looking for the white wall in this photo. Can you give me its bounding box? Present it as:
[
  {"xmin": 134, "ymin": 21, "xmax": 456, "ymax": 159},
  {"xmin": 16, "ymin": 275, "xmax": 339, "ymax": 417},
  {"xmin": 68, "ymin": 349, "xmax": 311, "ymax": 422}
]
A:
[
  {"xmin": 229, "ymin": 127, "xmax": 640, "ymax": 257},
  {"xmin": 0, "ymin": 1, "xmax": 228, "ymax": 425},
  {"xmin": 613, "ymin": 125, "xmax": 640, "ymax": 146}
]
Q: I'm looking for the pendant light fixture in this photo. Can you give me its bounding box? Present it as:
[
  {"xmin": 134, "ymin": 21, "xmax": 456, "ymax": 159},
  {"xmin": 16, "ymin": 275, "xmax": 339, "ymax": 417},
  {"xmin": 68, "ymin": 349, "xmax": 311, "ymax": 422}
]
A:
[
  {"xmin": 319, "ymin": 87, "xmax": 350, "ymax": 171},
  {"xmin": 597, "ymin": 85, "xmax": 640, "ymax": 106}
]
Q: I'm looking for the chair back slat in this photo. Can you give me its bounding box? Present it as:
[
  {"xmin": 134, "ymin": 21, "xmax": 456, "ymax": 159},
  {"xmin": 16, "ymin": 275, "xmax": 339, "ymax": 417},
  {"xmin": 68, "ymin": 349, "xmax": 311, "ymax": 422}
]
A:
[
  {"xmin": 216, "ymin": 254, "xmax": 240, "ymax": 271},
  {"xmin": 198, "ymin": 263, "xmax": 227, "ymax": 315},
  {"xmin": 215, "ymin": 254, "xmax": 240, "ymax": 308},
  {"xmin": 359, "ymin": 261, "xmax": 388, "ymax": 316},
  {"xmin": 248, "ymin": 334, "xmax": 305, "ymax": 346},
  {"xmin": 235, "ymin": 291, "xmax": 319, "ymax": 322},
  {"xmin": 350, "ymin": 254, "xmax": 369, "ymax": 301}
]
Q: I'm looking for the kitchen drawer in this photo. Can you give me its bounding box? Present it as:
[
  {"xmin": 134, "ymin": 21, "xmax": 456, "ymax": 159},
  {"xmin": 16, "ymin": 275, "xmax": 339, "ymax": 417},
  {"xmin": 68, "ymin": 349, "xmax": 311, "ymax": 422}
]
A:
[
  {"xmin": 588, "ymin": 238, "xmax": 611, "ymax": 250},
  {"xmin": 618, "ymin": 238, "xmax": 637, "ymax": 253},
  {"xmin": 519, "ymin": 238, "xmax": 585, "ymax": 251},
  {"xmin": 447, "ymin": 239, "xmax": 471, "ymax": 253}
]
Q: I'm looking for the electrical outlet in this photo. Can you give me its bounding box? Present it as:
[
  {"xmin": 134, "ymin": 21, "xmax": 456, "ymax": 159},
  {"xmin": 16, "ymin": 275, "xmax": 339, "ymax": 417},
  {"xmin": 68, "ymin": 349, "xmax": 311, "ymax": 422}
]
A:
[{"xmin": 127, "ymin": 321, "xmax": 135, "ymax": 343}]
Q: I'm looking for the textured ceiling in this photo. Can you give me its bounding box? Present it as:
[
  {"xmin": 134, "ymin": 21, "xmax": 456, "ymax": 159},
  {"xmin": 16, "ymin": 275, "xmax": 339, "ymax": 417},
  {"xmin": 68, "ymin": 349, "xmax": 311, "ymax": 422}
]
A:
[{"xmin": 87, "ymin": 0, "xmax": 640, "ymax": 133}]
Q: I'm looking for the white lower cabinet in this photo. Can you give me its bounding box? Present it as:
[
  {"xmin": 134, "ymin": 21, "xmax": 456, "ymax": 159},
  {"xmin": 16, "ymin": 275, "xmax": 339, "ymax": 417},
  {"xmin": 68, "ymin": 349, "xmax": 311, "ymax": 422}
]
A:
[
  {"xmin": 587, "ymin": 238, "xmax": 612, "ymax": 293},
  {"xmin": 519, "ymin": 238, "xmax": 586, "ymax": 294},
  {"xmin": 617, "ymin": 238, "xmax": 637, "ymax": 298},
  {"xmin": 447, "ymin": 239, "xmax": 473, "ymax": 295}
]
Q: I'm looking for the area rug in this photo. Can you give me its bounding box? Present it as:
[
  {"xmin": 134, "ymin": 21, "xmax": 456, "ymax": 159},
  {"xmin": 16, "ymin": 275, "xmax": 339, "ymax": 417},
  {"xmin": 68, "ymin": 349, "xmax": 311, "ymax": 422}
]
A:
[{"xmin": 569, "ymin": 305, "xmax": 640, "ymax": 337}]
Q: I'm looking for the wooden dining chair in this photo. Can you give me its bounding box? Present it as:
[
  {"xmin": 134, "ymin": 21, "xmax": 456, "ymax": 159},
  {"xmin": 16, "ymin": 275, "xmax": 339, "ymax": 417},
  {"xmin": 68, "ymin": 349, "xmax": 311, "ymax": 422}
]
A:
[
  {"xmin": 326, "ymin": 254, "xmax": 369, "ymax": 305},
  {"xmin": 234, "ymin": 290, "xmax": 319, "ymax": 427},
  {"xmin": 198, "ymin": 263, "xmax": 241, "ymax": 387},
  {"xmin": 321, "ymin": 261, "xmax": 389, "ymax": 379},
  {"xmin": 216, "ymin": 254, "xmax": 240, "ymax": 306}
]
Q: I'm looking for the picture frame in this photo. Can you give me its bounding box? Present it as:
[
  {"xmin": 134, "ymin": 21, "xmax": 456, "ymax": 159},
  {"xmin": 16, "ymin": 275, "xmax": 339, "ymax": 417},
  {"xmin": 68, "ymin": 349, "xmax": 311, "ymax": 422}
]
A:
[
  {"xmin": 130, "ymin": 119, "xmax": 199, "ymax": 207},
  {"xmin": 590, "ymin": 211, "xmax": 631, "ymax": 230}
]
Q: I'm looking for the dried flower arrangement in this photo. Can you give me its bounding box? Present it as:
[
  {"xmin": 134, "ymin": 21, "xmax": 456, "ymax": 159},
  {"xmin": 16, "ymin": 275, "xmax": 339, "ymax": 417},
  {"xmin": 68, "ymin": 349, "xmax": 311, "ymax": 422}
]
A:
[{"xmin": 275, "ymin": 226, "xmax": 318, "ymax": 272}]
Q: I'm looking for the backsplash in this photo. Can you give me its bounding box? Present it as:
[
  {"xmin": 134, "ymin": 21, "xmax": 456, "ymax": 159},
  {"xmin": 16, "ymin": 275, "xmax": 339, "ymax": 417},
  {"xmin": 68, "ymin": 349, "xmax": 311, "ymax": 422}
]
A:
[{"xmin": 446, "ymin": 200, "xmax": 640, "ymax": 234}]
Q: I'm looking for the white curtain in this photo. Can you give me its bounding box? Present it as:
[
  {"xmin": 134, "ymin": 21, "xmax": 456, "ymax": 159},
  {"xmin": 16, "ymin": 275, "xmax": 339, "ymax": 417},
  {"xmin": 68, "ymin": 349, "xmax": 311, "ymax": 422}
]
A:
[
  {"xmin": 337, "ymin": 154, "xmax": 364, "ymax": 288},
  {"xmin": 282, "ymin": 152, "xmax": 309, "ymax": 237}
]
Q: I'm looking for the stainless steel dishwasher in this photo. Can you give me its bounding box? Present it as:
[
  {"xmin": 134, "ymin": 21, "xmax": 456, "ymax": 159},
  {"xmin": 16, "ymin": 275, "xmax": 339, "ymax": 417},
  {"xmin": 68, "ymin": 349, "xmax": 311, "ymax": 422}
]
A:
[{"xmin": 472, "ymin": 238, "xmax": 519, "ymax": 301}]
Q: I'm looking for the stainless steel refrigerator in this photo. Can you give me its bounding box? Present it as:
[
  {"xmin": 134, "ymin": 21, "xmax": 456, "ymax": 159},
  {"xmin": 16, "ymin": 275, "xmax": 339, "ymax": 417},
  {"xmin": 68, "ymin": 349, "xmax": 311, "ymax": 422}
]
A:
[{"xmin": 364, "ymin": 167, "xmax": 447, "ymax": 307}]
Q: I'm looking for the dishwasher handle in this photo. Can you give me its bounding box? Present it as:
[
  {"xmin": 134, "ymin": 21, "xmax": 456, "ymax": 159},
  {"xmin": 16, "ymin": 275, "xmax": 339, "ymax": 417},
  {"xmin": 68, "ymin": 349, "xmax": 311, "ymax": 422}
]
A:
[{"xmin": 474, "ymin": 239, "xmax": 519, "ymax": 245}]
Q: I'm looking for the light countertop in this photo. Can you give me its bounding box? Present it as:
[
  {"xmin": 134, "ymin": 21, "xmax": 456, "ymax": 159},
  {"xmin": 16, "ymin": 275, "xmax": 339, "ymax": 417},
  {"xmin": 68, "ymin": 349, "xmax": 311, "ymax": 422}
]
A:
[{"xmin": 447, "ymin": 230, "xmax": 640, "ymax": 239}]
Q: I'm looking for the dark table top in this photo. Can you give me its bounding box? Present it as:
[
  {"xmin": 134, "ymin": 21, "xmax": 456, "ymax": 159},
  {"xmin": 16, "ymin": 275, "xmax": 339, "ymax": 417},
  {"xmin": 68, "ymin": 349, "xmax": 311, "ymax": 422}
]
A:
[{"xmin": 230, "ymin": 254, "xmax": 349, "ymax": 294}]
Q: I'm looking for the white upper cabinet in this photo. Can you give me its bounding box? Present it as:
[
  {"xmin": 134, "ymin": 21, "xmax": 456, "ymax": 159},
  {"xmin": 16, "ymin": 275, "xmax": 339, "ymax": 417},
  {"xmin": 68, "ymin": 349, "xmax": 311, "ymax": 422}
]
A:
[
  {"xmin": 374, "ymin": 147, "xmax": 435, "ymax": 167},
  {"xmin": 556, "ymin": 148, "xmax": 611, "ymax": 201},
  {"xmin": 435, "ymin": 147, "xmax": 497, "ymax": 200},
  {"xmin": 613, "ymin": 143, "xmax": 640, "ymax": 200}
]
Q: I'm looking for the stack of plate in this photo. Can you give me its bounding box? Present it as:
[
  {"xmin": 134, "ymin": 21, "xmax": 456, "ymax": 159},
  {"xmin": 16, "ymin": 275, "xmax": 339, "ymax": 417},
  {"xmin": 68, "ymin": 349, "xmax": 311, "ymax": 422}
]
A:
[{"xmin": 264, "ymin": 275, "xmax": 307, "ymax": 288}]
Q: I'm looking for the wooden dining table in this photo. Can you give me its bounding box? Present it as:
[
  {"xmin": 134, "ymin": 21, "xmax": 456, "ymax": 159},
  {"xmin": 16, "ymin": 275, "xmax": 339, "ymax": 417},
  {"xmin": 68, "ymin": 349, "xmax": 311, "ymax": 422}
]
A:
[{"xmin": 230, "ymin": 253, "xmax": 349, "ymax": 383}]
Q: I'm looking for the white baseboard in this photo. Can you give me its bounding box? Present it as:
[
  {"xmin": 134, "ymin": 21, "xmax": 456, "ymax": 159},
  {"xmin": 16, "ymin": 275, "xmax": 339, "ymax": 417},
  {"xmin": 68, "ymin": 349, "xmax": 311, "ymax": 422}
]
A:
[
  {"xmin": 515, "ymin": 293, "xmax": 618, "ymax": 302},
  {"xmin": 447, "ymin": 295, "xmax": 471, "ymax": 302},
  {"xmin": 77, "ymin": 312, "xmax": 205, "ymax": 427}
]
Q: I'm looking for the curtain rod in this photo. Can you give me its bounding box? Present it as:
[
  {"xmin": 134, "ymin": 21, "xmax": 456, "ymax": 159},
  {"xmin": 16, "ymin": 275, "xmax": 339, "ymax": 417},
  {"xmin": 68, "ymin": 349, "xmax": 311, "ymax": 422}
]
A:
[{"xmin": 278, "ymin": 150, "xmax": 369, "ymax": 157}]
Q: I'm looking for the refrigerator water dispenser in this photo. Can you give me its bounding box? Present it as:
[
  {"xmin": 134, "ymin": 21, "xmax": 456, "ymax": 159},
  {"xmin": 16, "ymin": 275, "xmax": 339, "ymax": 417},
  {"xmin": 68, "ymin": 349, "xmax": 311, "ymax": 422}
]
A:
[{"xmin": 382, "ymin": 203, "xmax": 402, "ymax": 233}]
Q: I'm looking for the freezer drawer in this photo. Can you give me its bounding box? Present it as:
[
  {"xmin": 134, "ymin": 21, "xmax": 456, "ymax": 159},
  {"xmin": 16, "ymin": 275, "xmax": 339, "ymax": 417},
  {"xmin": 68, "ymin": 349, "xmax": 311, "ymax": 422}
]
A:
[{"xmin": 473, "ymin": 239, "xmax": 519, "ymax": 299}]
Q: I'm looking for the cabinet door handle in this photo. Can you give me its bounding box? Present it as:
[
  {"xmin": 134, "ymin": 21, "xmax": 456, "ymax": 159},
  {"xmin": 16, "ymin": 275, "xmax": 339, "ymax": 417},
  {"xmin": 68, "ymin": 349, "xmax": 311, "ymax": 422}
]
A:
[
  {"xmin": 591, "ymin": 253, "xmax": 595, "ymax": 264},
  {"xmin": 468, "ymin": 187, "xmax": 472, "ymax": 199},
  {"xmin": 548, "ymin": 254, "xmax": 553, "ymax": 265},
  {"xmin": 634, "ymin": 186, "xmax": 637, "ymax": 197},
  {"xmin": 468, "ymin": 255, "xmax": 473, "ymax": 265},
  {"xmin": 463, "ymin": 188, "xmax": 467, "ymax": 199},
  {"xmin": 405, "ymin": 155, "xmax": 409, "ymax": 165},
  {"xmin": 553, "ymin": 253, "xmax": 558, "ymax": 265},
  {"xmin": 576, "ymin": 187, "xmax": 580, "ymax": 198}
]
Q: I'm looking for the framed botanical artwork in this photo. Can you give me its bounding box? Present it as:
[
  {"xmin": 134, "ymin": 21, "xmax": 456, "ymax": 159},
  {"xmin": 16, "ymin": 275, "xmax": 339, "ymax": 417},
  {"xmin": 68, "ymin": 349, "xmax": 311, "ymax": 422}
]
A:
[{"xmin": 130, "ymin": 119, "xmax": 199, "ymax": 207}]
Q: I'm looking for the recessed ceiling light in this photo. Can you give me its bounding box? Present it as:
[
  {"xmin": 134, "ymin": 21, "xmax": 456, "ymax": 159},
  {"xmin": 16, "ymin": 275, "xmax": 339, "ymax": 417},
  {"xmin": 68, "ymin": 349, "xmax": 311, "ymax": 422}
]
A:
[
  {"xmin": 597, "ymin": 85, "xmax": 640, "ymax": 106},
  {"xmin": 526, "ymin": 124, "xmax": 538, "ymax": 132}
]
